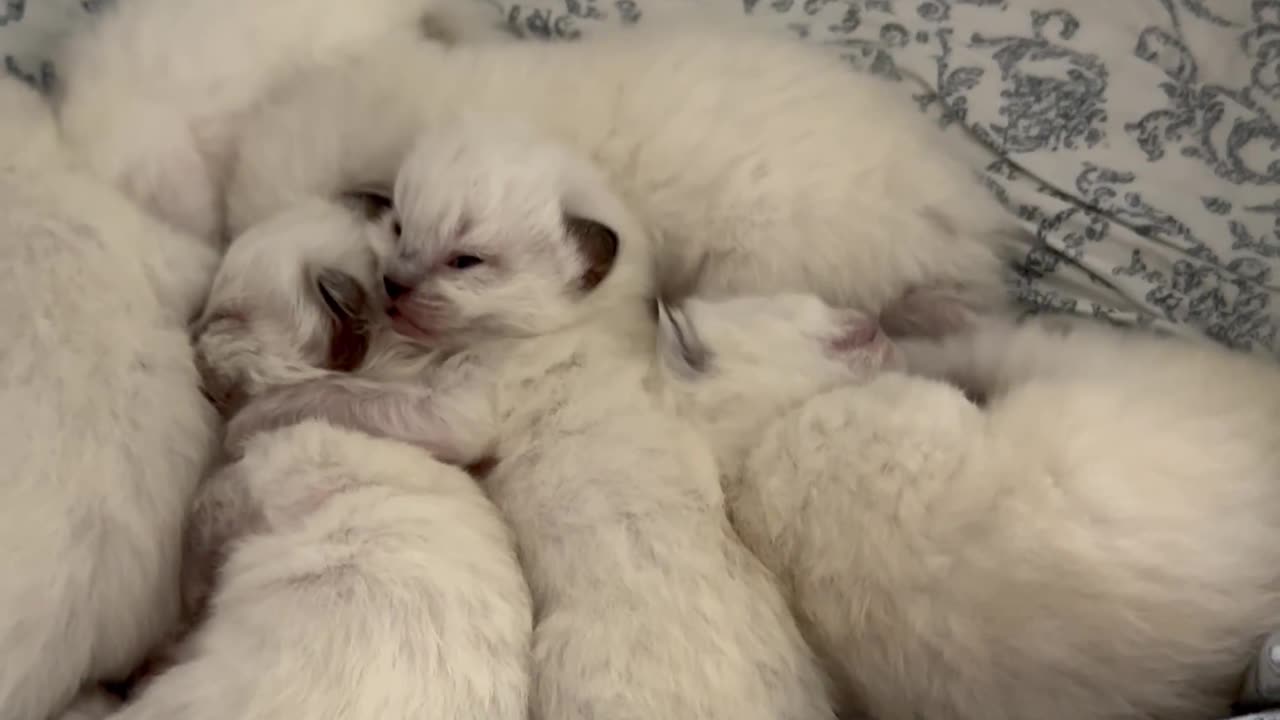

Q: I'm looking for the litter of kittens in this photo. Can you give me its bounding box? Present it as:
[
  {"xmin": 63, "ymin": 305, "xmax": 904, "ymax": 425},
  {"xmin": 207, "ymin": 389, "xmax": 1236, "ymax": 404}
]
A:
[{"xmin": 2, "ymin": 0, "xmax": 1278, "ymax": 719}]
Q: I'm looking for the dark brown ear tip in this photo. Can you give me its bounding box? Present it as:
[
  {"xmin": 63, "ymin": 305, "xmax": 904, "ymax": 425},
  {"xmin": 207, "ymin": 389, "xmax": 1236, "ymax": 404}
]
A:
[
  {"xmin": 314, "ymin": 268, "xmax": 370, "ymax": 321},
  {"xmin": 564, "ymin": 215, "xmax": 620, "ymax": 292},
  {"xmin": 657, "ymin": 298, "xmax": 711, "ymax": 374},
  {"xmin": 313, "ymin": 268, "xmax": 372, "ymax": 372}
]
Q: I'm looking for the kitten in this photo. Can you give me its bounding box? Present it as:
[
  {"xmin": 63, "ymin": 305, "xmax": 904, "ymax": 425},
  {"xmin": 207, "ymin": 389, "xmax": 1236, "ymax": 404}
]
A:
[
  {"xmin": 191, "ymin": 196, "xmax": 396, "ymax": 415},
  {"xmin": 54, "ymin": 0, "xmax": 510, "ymax": 244},
  {"xmin": 200, "ymin": 121, "xmax": 839, "ymax": 720},
  {"xmin": 107, "ymin": 419, "xmax": 532, "ymax": 720},
  {"xmin": 656, "ymin": 293, "xmax": 1280, "ymax": 720},
  {"xmin": 225, "ymin": 23, "xmax": 1019, "ymax": 331},
  {"xmin": 0, "ymin": 76, "xmax": 219, "ymax": 720}
]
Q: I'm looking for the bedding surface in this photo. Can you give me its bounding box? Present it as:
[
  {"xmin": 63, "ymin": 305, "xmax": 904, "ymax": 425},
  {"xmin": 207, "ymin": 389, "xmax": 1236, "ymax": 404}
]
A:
[{"xmin": 2, "ymin": 0, "xmax": 1277, "ymax": 363}]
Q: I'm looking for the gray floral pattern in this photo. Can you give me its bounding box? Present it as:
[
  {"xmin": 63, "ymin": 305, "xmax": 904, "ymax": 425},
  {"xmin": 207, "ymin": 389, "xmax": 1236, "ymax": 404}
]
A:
[{"xmin": 3, "ymin": 0, "xmax": 1277, "ymax": 361}]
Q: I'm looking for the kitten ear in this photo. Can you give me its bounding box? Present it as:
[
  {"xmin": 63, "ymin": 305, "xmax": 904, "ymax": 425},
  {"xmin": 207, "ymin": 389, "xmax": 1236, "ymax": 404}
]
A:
[
  {"xmin": 313, "ymin": 268, "xmax": 371, "ymax": 372},
  {"xmin": 656, "ymin": 299, "xmax": 710, "ymax": 377},
  {"xmin": 564, "ymin": 215, "xmax": 619, "ymax": 292},
  {"xmin": 877, "ymin": 284, "xmax": 982, "ymax": 339},
  {"xmin": 315, "ymin": 268, "xmax": 368, "ymax": 323},
  {"xmin": 340, "ymin": 186, "xmax": 395, "ymax": 221}
]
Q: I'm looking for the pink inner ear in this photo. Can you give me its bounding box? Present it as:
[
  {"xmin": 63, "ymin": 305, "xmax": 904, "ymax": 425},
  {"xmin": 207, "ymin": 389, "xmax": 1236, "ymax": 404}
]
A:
[
  {"xmin": 193, "ymin": 305, "xmax": 251, "ymax": 337},
  {"xmin": 829, "ymin": 321, "xmax": 881, "ymax": 353},
  {"xmin": 212, "ymin": 307, "xmax": 251, "ymax": 326},
  {"xmin": 279, "ymin": 482, "xmax": 353, "ymax": 522}
]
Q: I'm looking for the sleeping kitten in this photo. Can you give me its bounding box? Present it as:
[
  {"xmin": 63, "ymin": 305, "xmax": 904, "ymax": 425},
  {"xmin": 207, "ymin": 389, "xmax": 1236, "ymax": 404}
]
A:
[
  {"xmin": 655, "ymin": 293, "xmax": 1280, "ymax": 720},
  {"xmin": 109, "ymin": 420, "xmax": 531, "ymax": 720},
  {"xmin": 89, "ymin": 198, "xmax": 533, "ymax": 720},
  {"xmin": 54, "ymin": 0, "xmax": 510, "ymax": 244},
  {"xmin": 0, "ymin": 76, "xmax": 219, "ymax": 720},
  {"xmin": 225, "ymin": 22, "xmax": 1020, "ymax": 332},
  {"xmin": 200, "ymin": 122, "xmax": 839, "ymax": 720}
]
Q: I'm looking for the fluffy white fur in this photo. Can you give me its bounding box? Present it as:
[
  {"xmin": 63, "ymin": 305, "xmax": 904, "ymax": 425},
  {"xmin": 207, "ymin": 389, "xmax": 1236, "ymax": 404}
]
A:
[
  {"xmin": 199, "ymin": 124, "xmax": 837, "ymax": 719},
  {"xmin": 54, "ymin": 0, "xmax": 510, "ymax": 244},
  {"xmin": 104, "ymin": 419, "xmax": 532, "ymax": 720},
  {"xmin": 658, "ymin": 294, "xmax": 1280, "ymax": 720},
  {"xmin": 0, "ymin": 76, "xmax": 219, "ymax": 720},
  {"xmin": 226, "ymin": 23, "xmax": 1017, "ymax": 325}
]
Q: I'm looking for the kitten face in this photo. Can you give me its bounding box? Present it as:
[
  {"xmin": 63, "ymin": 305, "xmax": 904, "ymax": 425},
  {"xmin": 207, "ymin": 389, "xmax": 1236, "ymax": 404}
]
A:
[
  {"xmin": 379, "ymin": 120, "xmax": 647, "ymax": 349},
  {"xmin": 657, "ymin": 293, "xmax": 900, "ymax": 422},
  {"xmin": 192, "ymin": 199, "xmax": 392, "ymax": 414}
]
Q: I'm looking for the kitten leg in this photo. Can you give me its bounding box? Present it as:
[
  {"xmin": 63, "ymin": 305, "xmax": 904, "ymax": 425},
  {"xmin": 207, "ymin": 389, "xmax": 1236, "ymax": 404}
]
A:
[{"xmin": 223, "ymin": 375, "xmax": 495, "ymax": 467}]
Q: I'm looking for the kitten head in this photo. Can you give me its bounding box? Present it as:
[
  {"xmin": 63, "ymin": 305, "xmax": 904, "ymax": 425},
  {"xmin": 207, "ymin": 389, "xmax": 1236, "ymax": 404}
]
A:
[
  {"xmin": 378, "ymin": 119, "xmax": 653, "ymax": 349},
  {"xmin": 192, "ymin": 197, "xmax": 393, "ymax": 414},
  {"xmin": 655, "ymin": 293, "xmax": 900, "ymax": 431}
]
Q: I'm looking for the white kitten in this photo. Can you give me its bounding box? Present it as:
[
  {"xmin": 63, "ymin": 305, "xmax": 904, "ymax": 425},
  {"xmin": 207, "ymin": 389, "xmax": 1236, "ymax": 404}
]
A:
[
  {"xmin": 0, "ymin": 76, "xmax": 219, "ymax": 720},
  {"xmin": 225, "ymin": 23, "xmax": 1018, "ymax": 330},
  {"xmin": 201, "ymin": 122, "xmax": 839, "ymax": 720},
  {"xmin": 657, "ymin": 294, "xmax": 1280, "ymax": 720},
  {"xmin": 106, "ymin": 419, "xmax": 532, "ymax": 720},
  {"xmin": 54, "ymin": 0, "xmax": 510, "ymax": 244}
]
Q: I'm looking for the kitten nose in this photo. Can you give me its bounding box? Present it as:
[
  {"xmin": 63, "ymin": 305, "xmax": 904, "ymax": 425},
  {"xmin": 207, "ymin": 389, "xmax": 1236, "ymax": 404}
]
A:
[{"xmin": 383, "ymin": 276, "xmax": 412, "ymax": 301}]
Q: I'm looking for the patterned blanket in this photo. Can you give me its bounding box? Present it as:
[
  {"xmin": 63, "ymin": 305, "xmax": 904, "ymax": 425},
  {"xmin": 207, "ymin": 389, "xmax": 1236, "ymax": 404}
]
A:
[{"xmin": 4, "ymin": 0, "xmax": 1277, "ymax": 360}]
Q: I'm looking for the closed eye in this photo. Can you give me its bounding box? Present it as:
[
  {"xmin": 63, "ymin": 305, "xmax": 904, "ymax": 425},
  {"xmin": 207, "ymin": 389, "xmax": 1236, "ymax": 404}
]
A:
[{"xmin": 445, "ymin": 254, "xmax": 484, "ymax": 270}]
